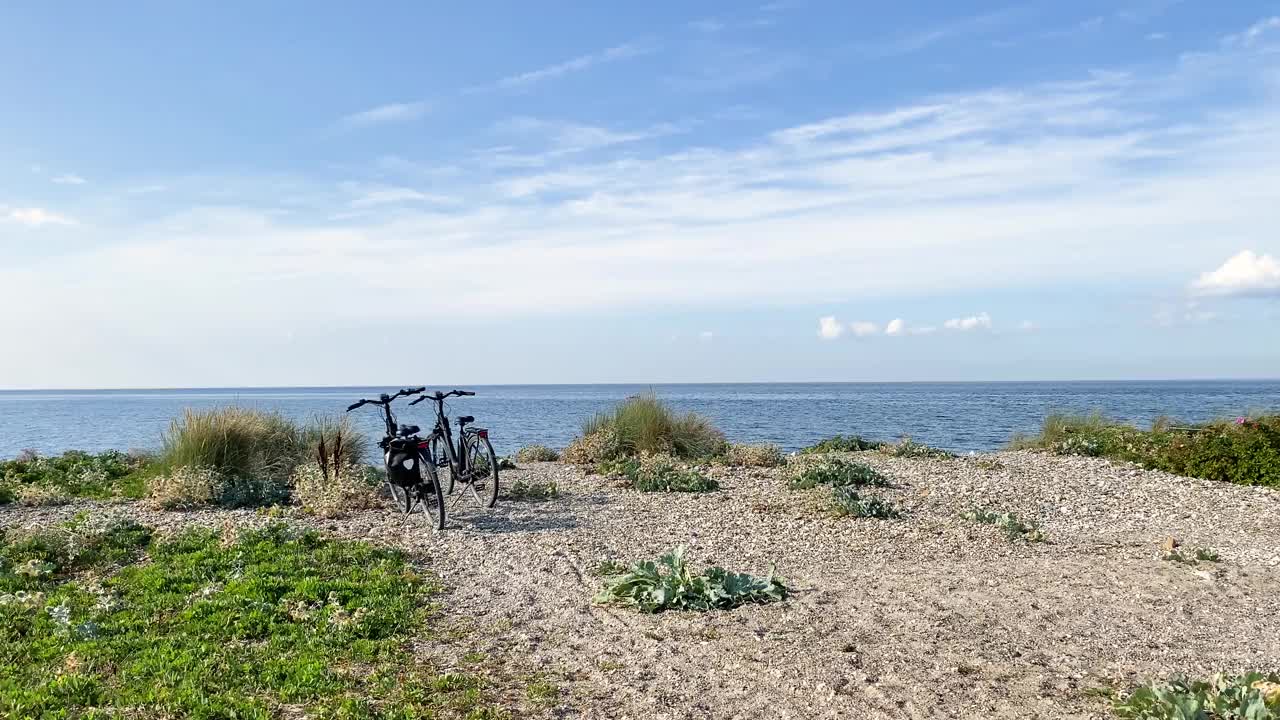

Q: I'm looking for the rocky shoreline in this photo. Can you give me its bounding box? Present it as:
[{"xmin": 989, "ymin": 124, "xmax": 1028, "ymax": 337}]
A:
[{"xmin": 4, "ymin": 451, "xmax": 1279, "ymax": 718}]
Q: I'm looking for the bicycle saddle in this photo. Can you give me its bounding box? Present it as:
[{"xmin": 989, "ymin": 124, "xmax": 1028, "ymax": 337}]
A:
[
  {"xmin": 456, "ymin": 415, "xmax": 474, "ymax": 425},
  {"xmin": 397, "ymin": 423, "xmax": 420, "ymax": 436}
]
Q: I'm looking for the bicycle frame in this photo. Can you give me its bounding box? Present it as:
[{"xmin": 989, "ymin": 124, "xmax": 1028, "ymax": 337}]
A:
[{"xmin": 427, "ymin": 398, "xmax": 470, "ymax": 476}]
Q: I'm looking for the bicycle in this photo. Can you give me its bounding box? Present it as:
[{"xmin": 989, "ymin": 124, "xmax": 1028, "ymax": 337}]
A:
[
  {"xmin": 408, "ymin": 389, "xmax": 499, "ymax": 510},
  {"xmin": 346, "ymin": 387, "xmax": 446, "ymax": 530}
]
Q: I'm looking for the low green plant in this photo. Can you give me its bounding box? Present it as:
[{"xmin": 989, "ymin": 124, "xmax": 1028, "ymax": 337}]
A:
[
  {"xmin": 514, "ymin": 444, "xmax": 560, "ymax": 463},
  {"xmin": 831, "ymin": 486, "xmax": 900, "ymax": 518},
  {"xmin": 0, "ymin": 450, "xmax": 153, "ymax": 503},
  {"xmin": 291, "ymin": 463, "xmax": 383, "ymax": 517},
  {"xmin": 720, "ymin": 443, "xmax": 785, "ymax": 468},
  {"xmin": 600, "ymin": 453, "xmax": 718, "ymax": 493},
  {"xmin": 1, "ymin": 514, "xmax": 152, "ymax": 592},
  {"xmin": 576, "ymin": 393, "xmax": 726, "ymax": 461},
  {"xmin": 497, "ymin": 456, "xmax": 518, "ymax": 470},
  {"xmin": 799, "ymin": 435, "xmax": 885, "ymax": 454},
  {"xmin": 885, "ymin": 437, "xmax": 955, "ymax": 459},
  {"xmin": 1114, "ymin": 672, "xmax": 1280, "ymax": 719},
  {"xmin": 1163, "ymin": 546, "xmax": 1220, "ymax": 565},
  {"xmin": 594, "ymin": 546, "xmax": 788, "ymax": 613},
  {"xmin": 505, "ymin": 480, "xmax": 560, "ymax": 501},
  {"xmin": 0, "ymin": 523, "xmax": 504, "ymax": 718},
  {"xmin": 786, "ymin": 458, "xmax": 890, "ymax": 490},
  {"xmin": 963, "ymin": 509, "xmax": 1047, "ymax": 543},
  {"xmin": 146, "ymin": 464, "xmax": 291, "ymax": 509}
]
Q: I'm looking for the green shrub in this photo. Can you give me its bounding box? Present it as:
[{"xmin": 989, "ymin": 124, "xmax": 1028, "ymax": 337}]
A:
[
  {"xmin": 561, "ymin": 427, "xmax": 622, "ymax": 465},
  {"xmin": 885, "ymin": 437, "xmax": 955, "ymax": 459},
  {"xmin": 515, "ymin": 444, "xmax": 560, "ymax": 463},
  {"xmin": 145, "ymin": 465, "xmax": 222, "ymax": 509},
  {"xmin": 1114, "ymin": 673, "xmax": 1280, "ymax": 719},
  {"xmin": 786, "ymin": 458, "xmax": 889, "ymax": 490},
  {"xmin": 1012, "ymin": 413, "xmax": 1280, "ymax": 488},
  {"xmin": 505, "ymin": 480, "xmax": 560, "ymax": 501},
  {"xmin": 160, "ymin": 407, "xmax": 305, "ymax": 485},
  {"xmin": 594, "ymin": 546, "xmax": 787, "ymax": 613},
  {"xmin": 497, "ymin": 456, "xmax": 518, "ymax": 470},
  {"xmin": 1, "ymin": 515, "xmax": 152, "ymax": 591},
  {"xmin": 799, "ymin": 435, "xmax": 885, "ymax": 454},
  {"xmin": 720, "ymin": 443, "xmax": 785, "ymax": 467},
  {"xmin": 0, "ymin": 450, "xmax": 152, "ymax": 503},
  {"xmin": 963, "ymin": 509, "xmax": 1046, "ymax": 543},
  {"xmin": 578, "ymin": 394, "xmax": 726, "ymax": 460},
  {"xmin": 831, "ymin": 486, "xmax": 900, "ymax": 518},
  {"xmin": 600, "ymin": 453, "xmax": 718, "ymax": 493},
  {"xmin": 1163, "ymin": 546, "xmax": 1220, "ymax": 565},
  {"xmin": 291, "ymin": 463, "xmax": 383, "ymax": 517}
]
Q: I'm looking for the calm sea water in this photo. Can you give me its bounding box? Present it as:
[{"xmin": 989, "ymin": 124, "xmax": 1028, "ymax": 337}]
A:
[{"xmin": 1, "ymin": 381, "xmax": 1278, "ymax": 460}]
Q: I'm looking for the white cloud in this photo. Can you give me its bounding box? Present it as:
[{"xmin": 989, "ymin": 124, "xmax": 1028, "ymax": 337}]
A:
[
  {"xmin": 5, "ymin": 207, "xmax": 74, "ymax": 227},
  {"xmin": 943, "ymin": 312, "xmax": 993, "ymax": 331},
  {"xmin": 885, "ymin": 318, "xmax": 906, "ymax": 336},
  {"xmin": 699, "ymin": 330, "xmax": 714, "ymax": 341},
  {"xmin": 1192, "ymin": 250, "xmax": 1280, "ymax": 297},
  {"xmin": 1018, "ymin": 320, "xmax": 1039, "ymax": 331},
  {"xmin": 849, "ymin": 321, "xmax": 880, "ymax": 337},
  {"xmin": 52, "ymin": 174, "xmax": 86, "ymax": 185},
  {"xmin": 337, "ymin": 101, "xmax": 429, "ymax": 130},
  {"xmin": 1227, "ymin": 16, "xmax": 1280, "ymax": 48},
  {"xmin": 818, "ymin": 316, "xmax": 844, "ymax": 339},
  {"xmin": 496, "ymin": 42, "xmax": 654, "ymax": 89}
]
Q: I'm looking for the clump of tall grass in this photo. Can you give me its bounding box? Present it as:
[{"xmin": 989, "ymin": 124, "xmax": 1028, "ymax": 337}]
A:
[
  {"xmin": 566, "ymin": 394, "xmax": 726, "ymax": 464},
  {"xmin": 1011, "ymin": 412, "xmax": 1280, "ymax": 488},
  {"xmin": 159, "ymin": 408, "xmax": 304, "ymax": 485}
]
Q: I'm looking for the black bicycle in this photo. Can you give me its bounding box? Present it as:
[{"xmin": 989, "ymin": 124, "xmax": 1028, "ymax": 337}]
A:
[
  {"xmin": 346, "ymin": 387, "xmax": 446, "ymax": 530},
  {"xmin": 408, "ymin": 389, "xmax": 499, "ymax": 509}
]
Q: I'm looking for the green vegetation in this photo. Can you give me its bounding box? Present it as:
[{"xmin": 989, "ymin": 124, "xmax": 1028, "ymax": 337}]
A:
[
  {"xmin": 786, "ymin": 457, "xmax": 889, "ymax": 490},
  {"xmin": 514, "ymin": 444, "xmax": 559, "ymax": 463},
  {"xmin": 1011, "ymin": 413, "xmax": 1280, "ymax": 488},
  {"xmin": 504, "ymin": 480, "xmax": 560, "ymax": 501},
  {"xmin": 593, "ymin": 546, "xmax": 788, "ymax": 613},
  {"xmin": 0, "ymin": 450, "xmax": 153, "ymax": 505},
  {"xmin": 564, "ymin": 394, "xmax": 726, "ymax": 464},
  {"xmin": 292, "ymin": 463, "xmax": 384, "ymax": 517},
  {"xmin": 962, "ymin": 509, "xmax": 1047, "ymax": 543},
  {"xmin": 1, "ymin": 520, "xmax": 503, "ymax": 718},
  {"xmin": 1114, "ymin": 673, "xmax": 1280, "ymax": 719},
  {"xmin": 799, "ymin": 435, "xmax": 885, "ymax": 454},
  {"xmin": 885, "ymin": 437, "xmax": 956, "ymax": 459},
  {"xmin": 831, "ymin": 486, "xmax": 900, "ymax": 518},
  {"xmin": 599, "ymin": 454, "xmax": 719, "ymax": 493},
  {"xmin": 720, "ymin": 443, "xmax": 786, "ymax": 468},
  {"xmin": 1163, "ymin": 546, "xmax": 1220, "ymax": 565}
]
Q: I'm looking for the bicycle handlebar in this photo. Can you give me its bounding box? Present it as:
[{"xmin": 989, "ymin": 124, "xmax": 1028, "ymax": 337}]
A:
[{"xmin": 345, "ymin": 387, "xmax": 426, "ymax": 412}]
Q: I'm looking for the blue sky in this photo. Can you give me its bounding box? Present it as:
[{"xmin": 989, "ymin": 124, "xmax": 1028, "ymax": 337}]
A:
[{"xmin": 2, "ymin": 1, "xmax": 1279, "ymax": 388}]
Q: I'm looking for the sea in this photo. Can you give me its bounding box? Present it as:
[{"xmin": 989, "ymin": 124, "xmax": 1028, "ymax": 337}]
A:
[{"xmin": 1, "ymin": 381, "xmax": 1278, "ymax": 460}]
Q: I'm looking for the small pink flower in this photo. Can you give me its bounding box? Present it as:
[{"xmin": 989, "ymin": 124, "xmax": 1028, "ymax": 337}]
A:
[{"xmin": 1235, "ymin": 417, "xmax": 1248, "ymax": 425}]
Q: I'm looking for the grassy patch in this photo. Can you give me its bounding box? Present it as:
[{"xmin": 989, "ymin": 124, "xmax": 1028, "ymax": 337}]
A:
[
  {"xmin": 594, "ymin": 546, "xmax": 787, "ymax": 613},
  {"xmin": 1162, "ymin": 546, "xmax": 1220, "ymax": 565},
  {"xmin": 566, "ymin": 394, "xmax": 726, "ymax": 464},
  {"xmin": 599, "ymin": 454, "xmax": 718, "ymax": 493},
  {"xmin": 884, "ymin": 437, "xmax": 955, "ymax": 459},
  {"xmin": 799, "ymin": 435, "xmax": 885, "ymax": 454},
  {"xmin": 963, "ymin": 509, "xmax": 1047, "ymax": 543},
  {"xmin": 0, "ymin": 521, "xmax": 503, "ymax": 718},
  {"xmin": 503, "ymin": 480, "xmax": 560, "ymax": 501},
  {"xmin": 786, "ymin": 458, "xmax": 890, "ymax": 490},
  {"xmin": 1114, "ymin": 673, "xmax": 1280, "ymax": 719},
  {"xmin": 514, "ymin": 445, "xmax": 559, "ymax": 463},
  {"xmin": 831, "ymin": 486, "xmax": 900, "ymax": 518},
  {"xmin": 1011, "ymin": 413, "xmax": 1280, "ymax": 488},
  {"xmin": 1, "ymin": 450, "xmax": 154, "ymax": 504},
  {"xmin": 719, "ymin": 443, "xmax": 785, "ymax": 468}
]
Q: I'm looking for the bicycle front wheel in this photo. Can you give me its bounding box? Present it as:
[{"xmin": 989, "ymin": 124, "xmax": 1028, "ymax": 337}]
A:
[
  {"xmin": 465, "ymin": 434, "xmax": 499, "ymax": 508},
  {"xmin": 417, "ymin": 459, "xmax": 446, "ymax": 531}
]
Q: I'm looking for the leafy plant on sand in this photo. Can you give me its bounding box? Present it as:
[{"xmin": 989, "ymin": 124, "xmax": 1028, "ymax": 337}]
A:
[
  {"xmin": 786, "ymin": 458, "xmax": 890, "ymax": 490},
  {"xmin": 963, "ymin": 509, "xmax": 1046, "ymax": 543},
  {"xmin": 831, "ymin": 486, "xmax": 900, "ymax": 518},
  {"xmin": 799, "ymin": 435, "xmax": 885, "ymax": 454},
  {"xmin": 0, "ymin": 522, "xmax": 503, "ymax": 718},
  {"xmin": 504, "ymin": 480, "xmax": 560, "ymax": 501},
  {"xmin": 1011, "ymin": 413, "xmax": 1280, "ymax": 488},
  {"xmin": 593, "ymin": 546, "xmax": 788, "ymax": 613},
  {"xmin": 1163, "ymin": 546, "xmax": 1220, "ymax": 565},
  {"xmin": 885, "ymin": 437, "xmax": 956, "ymax": 459},
  {"xmin": 514, "ymin": 444, "xmax": 560, "ymax": 463},
  {"xmin": 291, "ymin": 463, "xmax": 383, "ymax": 518},
  {"xmin": 598, "ymin": 453, "xmax": 718, "ymax": 493},
  {"xmin": 1, "ymin": 450, "xmax": 153, "ymax": 505},
  {"xmin": 719, "ymin": 443, "xmax": 785, "ymax": 468},
  {"xmin": 1114, "ymin": 673, "xmax": 1280, "ymax": 719},
  {"xmin": 566, "ymin": 394, "xmax": 726, "ymax": 464}
]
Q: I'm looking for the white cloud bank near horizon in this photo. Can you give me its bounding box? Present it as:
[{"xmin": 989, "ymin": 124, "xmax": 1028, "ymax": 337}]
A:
[{"xmin": 1194, "ymin": 250, "xmax": 1280, "ymax": 297}]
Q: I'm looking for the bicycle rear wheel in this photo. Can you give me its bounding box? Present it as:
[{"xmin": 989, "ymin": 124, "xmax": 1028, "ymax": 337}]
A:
[
  {"xmin": 416, "ymin": 459, "xmax": 446, "ymax": 531},
  {"xmin": 464, "ymin": 434, "xmax": 499, "ymax": 509},
  {"xmin": 387, "ymin": 482, "xmax": 413, "ymax": 514},
  {"xmin": 429, "ymin": 437, "xmax": 455, "ymax": 495}
]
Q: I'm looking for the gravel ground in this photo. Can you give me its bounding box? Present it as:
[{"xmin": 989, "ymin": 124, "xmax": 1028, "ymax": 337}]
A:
[{"xmin": 4, "ymin": 451, "xmax": 1279, "ymax": 719}]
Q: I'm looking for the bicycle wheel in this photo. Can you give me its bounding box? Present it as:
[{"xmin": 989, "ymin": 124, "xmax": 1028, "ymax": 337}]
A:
[
  {"xmin": 429, "ymin": 437, "xmax": 455, "ymax": 495},
  {"xmin": 387, "ymin": 481, "xmax": 413, "ymax": 514},
  {"xmin": 464, "ymin": 434, "xmax": 500, "ymax": 508},
  {"xmin": 416, "ymin": 459, "xmax": 446, "ymax": 531}
]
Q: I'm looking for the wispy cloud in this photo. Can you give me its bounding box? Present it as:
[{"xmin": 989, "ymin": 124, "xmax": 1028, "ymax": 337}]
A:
[
  {"xmin": 495, "ymin": 42, "xmax": 655, "ymax": 90},
  {"xmin": 943, "ymin": 312, "xmax": 993, "ymax": 331},
  {"xmin": 5, "ymin": 207, "xmax": 75, "ymax": 227},
  {"xmin": 51, "ymin": 174, "xmax": 87, "ymax": 185},
  {"xmin": 858, "ymin": 7, "xmax": 1027, "ymax": 57},
  {"xmin": 336, "ymin": 101, "xmax": 429, "ymax": 130}
]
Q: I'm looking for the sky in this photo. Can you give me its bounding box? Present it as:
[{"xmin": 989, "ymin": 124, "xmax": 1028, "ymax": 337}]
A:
[{"xmin": 2, "ymin": 1, "xmax": 1279, "ymax": 388}]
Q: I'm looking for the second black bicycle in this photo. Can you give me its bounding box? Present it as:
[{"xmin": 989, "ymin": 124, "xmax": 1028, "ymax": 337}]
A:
[{"xmin": 409, "ymin": 389, "xmax": 500, "ymax": 509}]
